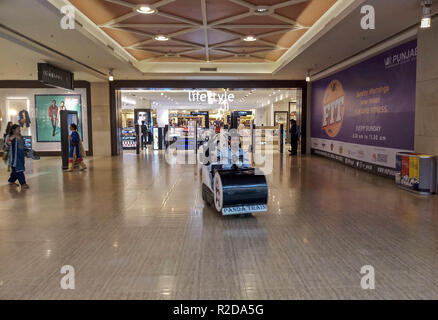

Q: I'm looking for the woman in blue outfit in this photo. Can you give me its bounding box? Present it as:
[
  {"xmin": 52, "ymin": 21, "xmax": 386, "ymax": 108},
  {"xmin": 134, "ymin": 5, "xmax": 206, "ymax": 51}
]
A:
[
  {"xmin": 8, "ymin": 124, "xmax": 29, "ymax": 189},
  {"xmin": 67, "ymin": 123, "xmax": 86, "ymax": 172}
]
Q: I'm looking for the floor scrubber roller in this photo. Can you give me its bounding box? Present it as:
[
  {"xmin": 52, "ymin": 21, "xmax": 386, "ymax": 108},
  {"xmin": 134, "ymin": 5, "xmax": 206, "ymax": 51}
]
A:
[{"xmin": 201, "ymin": 133, "xmax": 268, "ymax": 215}]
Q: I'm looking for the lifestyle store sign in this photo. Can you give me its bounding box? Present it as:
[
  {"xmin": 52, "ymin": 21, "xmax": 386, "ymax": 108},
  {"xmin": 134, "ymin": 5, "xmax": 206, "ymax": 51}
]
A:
[{"xmin": 188, "ymin": 91, "xmax": 235, "ymax": 104}]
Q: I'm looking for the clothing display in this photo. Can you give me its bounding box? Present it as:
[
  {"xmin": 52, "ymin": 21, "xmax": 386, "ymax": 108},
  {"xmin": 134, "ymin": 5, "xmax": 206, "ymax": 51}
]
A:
[
  {"xmin": 18, "ymin": 110, "xmax": 31, "ymax": 128},
  {"xmin": 48, "ymin": 104, "xmax": 59, "ymax": 136}
]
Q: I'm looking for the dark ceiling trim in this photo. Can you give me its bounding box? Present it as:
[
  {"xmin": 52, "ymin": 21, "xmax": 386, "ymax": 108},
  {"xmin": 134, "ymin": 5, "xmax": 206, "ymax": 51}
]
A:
[
  {"xmin": 110, "ymin": 80, "xmax": 307, "ymax": 90},
  {"xmin": 0, "ymin": 80, "xmax": 90, "ymax": 89}
]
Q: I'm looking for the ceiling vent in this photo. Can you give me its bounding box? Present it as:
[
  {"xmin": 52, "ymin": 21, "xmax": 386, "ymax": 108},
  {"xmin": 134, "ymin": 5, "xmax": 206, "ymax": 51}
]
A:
[{"xmin": 200, "ymin": 67, "xmax": 217, "ymax": 72}]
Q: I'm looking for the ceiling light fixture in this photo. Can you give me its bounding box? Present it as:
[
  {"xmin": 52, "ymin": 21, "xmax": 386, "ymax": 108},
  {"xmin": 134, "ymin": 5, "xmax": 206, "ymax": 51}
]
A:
[
  {"xmin": 306, "ymin": 70, "xmax": 311, "ymax": 82},
  {"xmin": 108, "ymin": 69, "xmax": 114, "ymax": 82},
  {"xmin": 243, "ymin": 35, "xmax": 257, "ymax": 42},
  {"xmin": 255, "ymin": 7, "xmax": 269, "ymax": 14},
  {"xmin": 155, "ymin": 35, "xmax": 169, "ymax": 41},
  {"xmin": 136, "ymin": 5, "xmax": 156, "ymax": 14},
  {"xmin": 421, "ymin": 0, "xmax": 432, "ymax": 28}
]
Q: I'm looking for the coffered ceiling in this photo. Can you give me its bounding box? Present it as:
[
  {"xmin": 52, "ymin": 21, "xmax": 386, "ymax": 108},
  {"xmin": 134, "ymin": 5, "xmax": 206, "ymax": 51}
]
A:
[{"xmin": 68, "ymin": 0, "xmax": 337, "ymax": 64}]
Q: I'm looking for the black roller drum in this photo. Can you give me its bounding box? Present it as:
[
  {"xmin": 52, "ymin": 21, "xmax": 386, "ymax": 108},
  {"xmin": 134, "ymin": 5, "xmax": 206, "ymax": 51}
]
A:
[{"xmin": 214, "ymin": 169, "xmax": 268, "ymax": 210}]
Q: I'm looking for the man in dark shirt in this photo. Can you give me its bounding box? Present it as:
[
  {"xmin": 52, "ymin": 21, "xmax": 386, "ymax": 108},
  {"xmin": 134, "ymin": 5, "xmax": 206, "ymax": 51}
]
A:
[
  {"xmin": 141, "ymin": 121, "xmax": 148, "ymax": 150},
  {"xmin": 289, "ymin": 119, "xmax": 299, "ymax": 156}
]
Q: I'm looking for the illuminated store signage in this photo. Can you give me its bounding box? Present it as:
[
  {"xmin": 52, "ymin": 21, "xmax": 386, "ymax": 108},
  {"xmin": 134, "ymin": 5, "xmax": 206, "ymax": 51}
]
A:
[{"xmin": 188, "ymin": 91, "xmax": 235, "ymax": 104}]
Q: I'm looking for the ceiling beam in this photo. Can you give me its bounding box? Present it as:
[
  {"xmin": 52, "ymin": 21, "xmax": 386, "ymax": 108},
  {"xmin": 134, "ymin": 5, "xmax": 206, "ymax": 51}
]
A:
[
  {"xmin": 215, "ymin": 24, "xmax": 297, "ymax": 29},
  {"xmin": 111, "ymin": 24, "xmax": 197, "ymax": 29},
  {"xmin": 156, "ymin": 10, "xmax": 202, "ymax": 26},
  {"xmin": 179, "ymin": 54, "xmax": 205, "ymax": 61},
  {"xmin": 210, "ymin": 38, "xmax": 242, "ymax": 49},
  {"xmin": 226, "ymin": 0, "xmax": 255, "ymax": 9},
  {"xmin": 152, "ymin": 0, "xmax": 178, "ymax": 7},
  {"xmin": 102, "ymin": 0, "xmax": 136, "ymax": 9},
  {"xmin": 271, "ymin": 0, "xmax": 308, "ymax": 10},
  {"xmin": 248, "ymin": 55, "xmax": 271, "ymax": 62},
  {"xmin": 216, "ymin": 46, "xmax": 279, "ymax": 50},
  {"xmin": 270, "ymin": 13, "xmax": 307, "ymax": 29},
  {"xmin": 100, "ymin": 11, "xmax": 139, "ymax": 27},
  {"xmin": 210, "ymin": 55, "xmax": 236, "ymax": 62},
  {"xmin": 210, "ymin": 11, "xmax": 252, "ymax": 27},
  {"xmin": 217, "ymin": 28, "xmax": 286, "ymax": 49},
  {"xmin": 201, "ymin": 0, "xmax": 209, "ymax": 62},
  {"xmin": 106, "ymin": 26, "xmax": 155, "ymax": 39}
]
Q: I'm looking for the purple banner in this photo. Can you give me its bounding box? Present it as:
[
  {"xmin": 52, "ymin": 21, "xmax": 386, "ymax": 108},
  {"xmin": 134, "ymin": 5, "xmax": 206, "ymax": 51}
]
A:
[{"xmin": 311, "ymin": 40, "xmax": 417, "ymax": 150}]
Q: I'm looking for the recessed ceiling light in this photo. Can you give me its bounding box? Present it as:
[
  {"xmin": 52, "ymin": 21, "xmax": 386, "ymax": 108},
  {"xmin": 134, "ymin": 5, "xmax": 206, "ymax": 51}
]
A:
[
  {"xmin": 243, "ymin": 35, "xmax": 257, "ymax": 42},
  {"xmin": 155, "ymin": 35, "xmax": 169, "ymax": 41},
  {"xmin": 136, "ymin": 5, "xmax": 155, "ymax": 14},
  {"xmin": 255, "ymin": 7, "xmax": 269, "ymax": 14}
]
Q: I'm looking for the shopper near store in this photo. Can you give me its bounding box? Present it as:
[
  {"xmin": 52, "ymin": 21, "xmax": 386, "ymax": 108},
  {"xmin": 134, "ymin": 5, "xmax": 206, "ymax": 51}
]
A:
[
  {"xmin": 48, "ymin": 100, "xmax": 59, "ymax": 136},
  {"xmin": 141, "ymin": 120, "xmax": 148, "ymax": 150},
  {"xmin": 66, "ymin": 123, "xmax": 86, "ymax": 172},
  {"xmin": 289, "ymin": 119, "xmax": 299, "ymax": 156},
  {"xmin": 7, "ymin": 124, "xmax": 29, "ymax": 189},
  {"xmin": 3, "ymin": 122, "xmax": 13, "ymax": 140},
  {"xmin": 2, "ymin": 122, "xmax": 13, "ymax": 171}
]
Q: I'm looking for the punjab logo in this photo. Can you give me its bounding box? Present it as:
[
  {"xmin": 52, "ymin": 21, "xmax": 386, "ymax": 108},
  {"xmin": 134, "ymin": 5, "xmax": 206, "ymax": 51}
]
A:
[{"xmin": 322, "ymin": 80, "xmax": 345, "ymax": 138}]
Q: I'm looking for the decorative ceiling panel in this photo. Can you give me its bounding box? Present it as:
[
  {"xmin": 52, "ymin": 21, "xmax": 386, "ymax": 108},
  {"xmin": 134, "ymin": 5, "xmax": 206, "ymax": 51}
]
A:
[{"xmin": 68, "ymin": 0, "xmax": 338, "ymax": 63}]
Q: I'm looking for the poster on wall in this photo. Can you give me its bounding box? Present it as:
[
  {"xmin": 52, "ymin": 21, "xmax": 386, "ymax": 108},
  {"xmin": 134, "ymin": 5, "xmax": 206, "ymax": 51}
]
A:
[
  {"xmin": 311, "ymin": 40, "xmax": 417, "ymax": 176},
  {"xmin": 35, "ymin": 94, "xmax": 82, "ymax": 142}
]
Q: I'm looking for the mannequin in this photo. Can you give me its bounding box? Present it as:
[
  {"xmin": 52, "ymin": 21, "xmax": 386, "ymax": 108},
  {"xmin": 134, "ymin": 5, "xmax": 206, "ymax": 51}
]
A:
[{"xmin": 18, "ymin": 109, "xmax": 31, "ymax": 128}]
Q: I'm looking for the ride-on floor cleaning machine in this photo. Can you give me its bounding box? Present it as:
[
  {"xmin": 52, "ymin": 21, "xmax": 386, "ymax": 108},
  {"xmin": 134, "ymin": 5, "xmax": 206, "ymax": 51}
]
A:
[{"xmin": 201, "ymin": 131, "xmax": 268, "ymax": 216}]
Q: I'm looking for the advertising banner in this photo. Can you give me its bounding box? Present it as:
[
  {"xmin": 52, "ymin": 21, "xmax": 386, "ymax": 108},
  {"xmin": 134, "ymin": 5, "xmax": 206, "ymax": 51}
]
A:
[
  {"xmin": 311, "ymin": 40, "xmax": 417, "ymax": 175},
  {"xmin": 35, "ymin": 94, "xmax": 82, "ymax": 142}
]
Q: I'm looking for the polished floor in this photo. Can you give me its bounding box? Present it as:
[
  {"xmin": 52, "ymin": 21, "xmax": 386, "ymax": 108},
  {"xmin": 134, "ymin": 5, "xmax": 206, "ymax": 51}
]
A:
[{"xmin": 0, "ymin": 150, "xmax": 438, "ymax": 299}]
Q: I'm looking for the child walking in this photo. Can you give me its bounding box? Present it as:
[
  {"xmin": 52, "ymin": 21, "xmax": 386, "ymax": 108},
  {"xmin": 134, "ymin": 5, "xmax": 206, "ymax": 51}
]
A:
[
  {"xmin": 8, "ymin": 124, "xmax": 29, "ymax": 189},
  {"xmin": 67, "ymin": 123, "xmax": 86, "ymax": 172}
]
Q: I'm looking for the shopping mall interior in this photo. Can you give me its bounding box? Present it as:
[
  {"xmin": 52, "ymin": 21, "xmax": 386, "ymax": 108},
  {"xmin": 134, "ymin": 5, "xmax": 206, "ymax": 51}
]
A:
[{"xmin": 1, "ymin": 0, "xmax": 438, "ymax": 301}]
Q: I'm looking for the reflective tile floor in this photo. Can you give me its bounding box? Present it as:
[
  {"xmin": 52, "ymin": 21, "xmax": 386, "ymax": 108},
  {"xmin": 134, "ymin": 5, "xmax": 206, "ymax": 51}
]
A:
[{"xmin": 0, "ymin": 151, "xmax": 438, "ymax": 299}]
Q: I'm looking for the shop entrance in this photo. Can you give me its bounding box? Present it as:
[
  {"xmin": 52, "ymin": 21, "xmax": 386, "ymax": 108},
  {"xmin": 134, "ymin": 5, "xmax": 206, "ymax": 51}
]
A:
[{"xmin": 110, "ymin": 81, "xmax": 307, "ymax": 156}]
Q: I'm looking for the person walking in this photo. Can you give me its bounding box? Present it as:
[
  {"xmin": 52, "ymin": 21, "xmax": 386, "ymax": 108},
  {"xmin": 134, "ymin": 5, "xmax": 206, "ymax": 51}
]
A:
[
  {"xmin": 7, "ymin": 124, "xmax": 29, "ymax": 189},
  {"xmin": 141, "ymin": 120, "xmax": 148, "ymax": 150},
  {"xmin": 4, "ymin": 122, "xmax": 13, "ymax": 140},
  {"xmin": 2, "ymin": 122, "xmax": 13, "ymax": 170},
  {"xmin": 289, "ymin": 119, "xmax": 299, "ymax": 156},
  {"xmin": 66, "ymin": 123, "xmax": 86, "ymax": 172}
]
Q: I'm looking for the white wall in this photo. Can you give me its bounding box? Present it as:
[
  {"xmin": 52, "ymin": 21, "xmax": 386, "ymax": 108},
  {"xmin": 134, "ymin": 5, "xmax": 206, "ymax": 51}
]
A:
[
  {"xmin": 254, "ymin": 107, "xmax": 267, "ymax": 126},
  {"xmin": 157, "ymin": 108, "xmax": 169, "ymax": 127}
]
